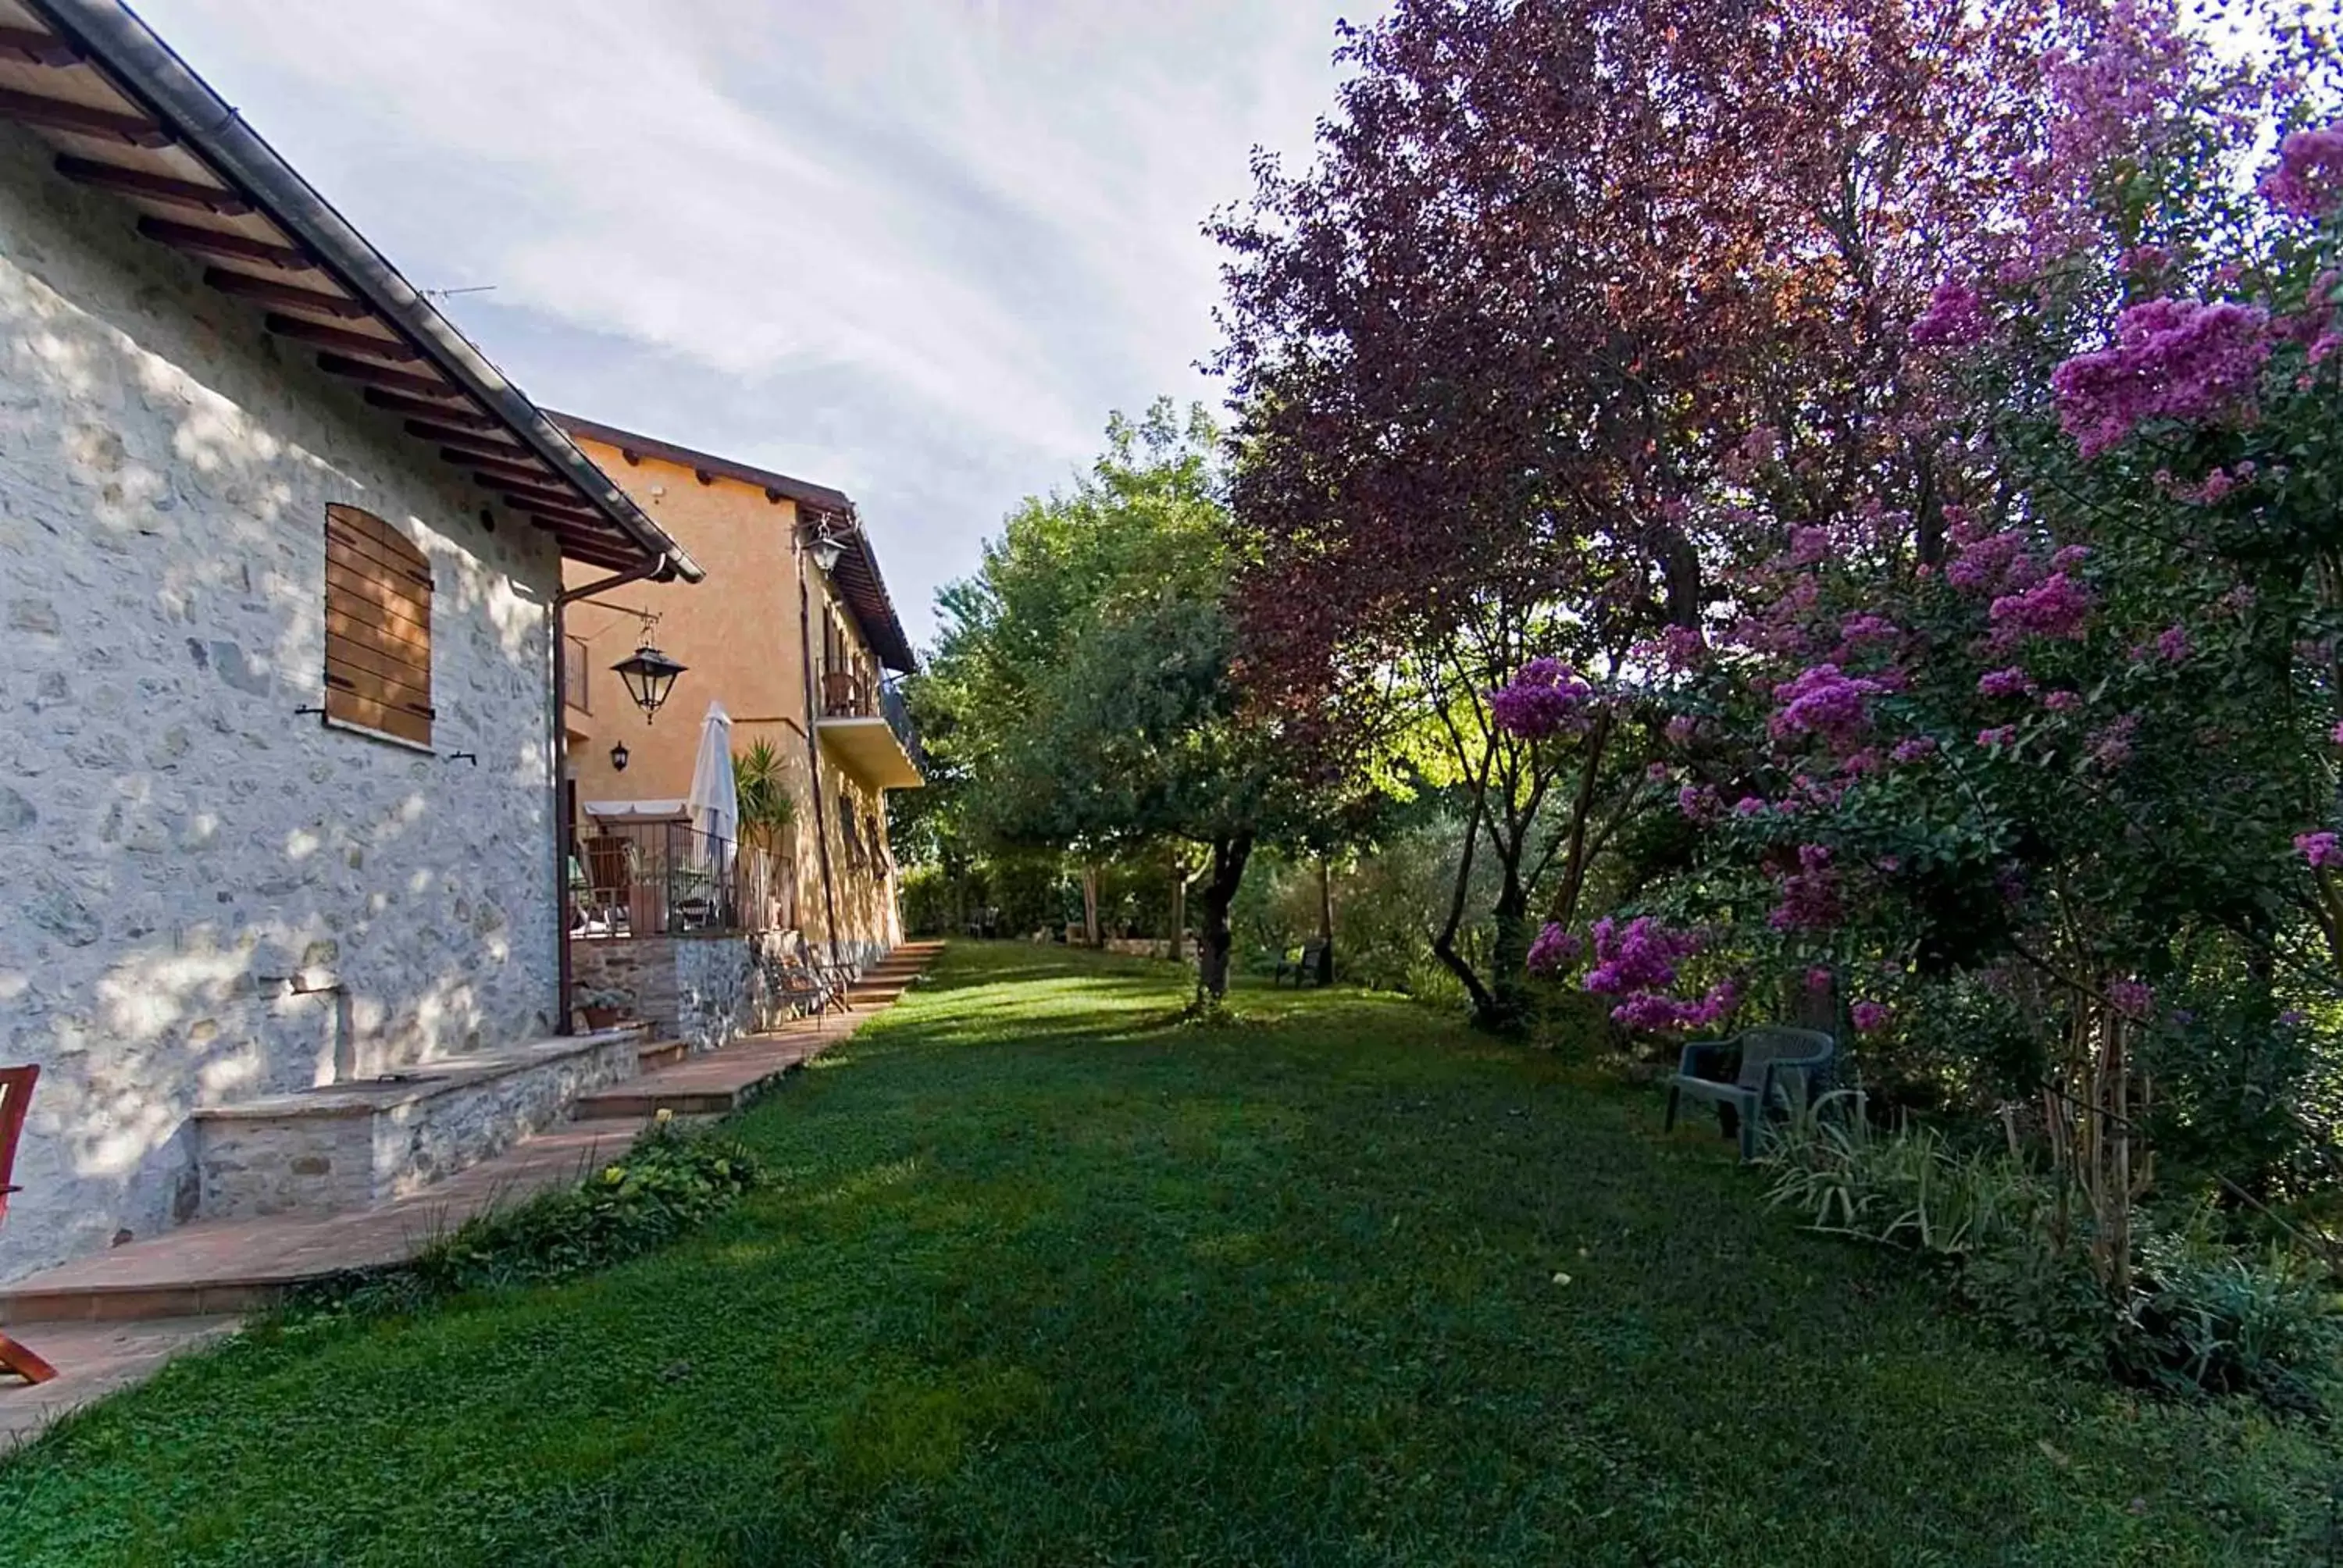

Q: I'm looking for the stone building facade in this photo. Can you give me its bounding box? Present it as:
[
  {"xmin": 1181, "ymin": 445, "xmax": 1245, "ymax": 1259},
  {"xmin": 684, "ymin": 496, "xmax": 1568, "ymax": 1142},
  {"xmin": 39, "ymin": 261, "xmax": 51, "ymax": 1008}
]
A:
[{"xmin": 0, "ymin": 115, "xmax": 632, "ymax": 1279}]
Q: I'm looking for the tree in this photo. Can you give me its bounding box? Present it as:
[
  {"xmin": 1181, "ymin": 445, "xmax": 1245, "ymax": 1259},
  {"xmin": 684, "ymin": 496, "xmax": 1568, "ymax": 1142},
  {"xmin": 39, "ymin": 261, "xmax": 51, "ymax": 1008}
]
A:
[{"xmin": 915, "ymin": 402, "xmax": 1314, "ymax": 1000}]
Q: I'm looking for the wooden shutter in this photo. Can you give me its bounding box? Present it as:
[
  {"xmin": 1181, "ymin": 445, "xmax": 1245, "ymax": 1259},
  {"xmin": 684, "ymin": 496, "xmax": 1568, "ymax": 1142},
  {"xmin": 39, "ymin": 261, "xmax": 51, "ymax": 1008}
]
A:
[{"xmin": 323, "ymin": 504, "xmax": 434, "ymax": 747}]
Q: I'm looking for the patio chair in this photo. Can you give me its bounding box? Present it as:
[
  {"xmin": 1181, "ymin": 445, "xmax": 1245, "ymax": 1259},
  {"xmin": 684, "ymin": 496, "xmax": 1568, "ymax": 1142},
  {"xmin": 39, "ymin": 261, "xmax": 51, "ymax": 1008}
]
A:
[
  {"xmin": 786, "ymin": 929, "xmax": 858, "ymax": 1011},
  {"xmin": 761, "ymin": 931, "xmax": 846, "ymax": 1023},
  {"xmin": 0, "ymin": 1064, "xmax": 57, "ymax": 1384},
  {"xmin": 1274, "ymin": 940, "xmax": 1328, "ymax": 987},
  {"xmin": 1664, "ymin": 1025, "xmax": 1835, "ymax": 1161},
  {"xmin": 580, "ymin": 834, "xmax": 633, "ymax": 937}
]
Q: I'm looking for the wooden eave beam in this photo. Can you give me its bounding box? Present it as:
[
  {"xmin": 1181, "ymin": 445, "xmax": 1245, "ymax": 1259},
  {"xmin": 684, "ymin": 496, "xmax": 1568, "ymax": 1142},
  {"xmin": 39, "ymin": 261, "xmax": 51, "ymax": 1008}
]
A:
[
  {"xmin": 205, "ymin": 269, "xmax": 369, "ymax": 319},
  {"xmin": 369, "ymin": 391, "xmax": 497, "ymax": 430},
  {"xmin": 402, "ymin": 421, "xmax": 516, "ymax": 455},
  {"xmin": 454, "ymin": 452, "xmax": 555, "ymax": 486},
  {"xmin": 0, "ymin": 25, "xmax": 79, "ymax": 66},
  {"xmin": 316, "ymin": 351, "xmax": 458, "ymax": 399},
  {"xmin": 0, "ymin": 85, "xmax": 169, "ymax": 146},
  {"xmin": 491, "ymin": 479, "xmax": 590, "ymax": 512},
  {"xmin": 265, "ymin": 312, "xmax": 420, "ymax": 362},
  {"xmin": 55, "ymin": 155, "xmax": 248, "ymax": 215},
  {"xmin": 138, "ymin": 215, "xmax": 310, "ymax": 269},
  {"xmin": 519, "ymin": 502, "xmax": 620, "ymax": 533}
]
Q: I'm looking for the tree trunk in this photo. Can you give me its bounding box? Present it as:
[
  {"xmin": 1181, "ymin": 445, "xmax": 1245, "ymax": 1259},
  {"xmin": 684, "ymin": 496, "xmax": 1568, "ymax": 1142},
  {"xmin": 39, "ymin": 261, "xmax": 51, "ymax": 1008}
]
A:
[
  {"xmin": 1168, "ymin": 848, "xmax": 1187, "ymax": 964},
  {"xmin": 1314, "ymin": 855, "xmax": 1335, "ymax": 984},
  {"xmin": 1196, "ymin": 834, "xmax": 1254, "ymax": 1002},
  {"xmin": 1487, "ymin": 865, "xmax": 1532, "ymax": 1035},
  {"xmin": 1431, "ymin": 787, "xmax": 1500, "ymax": 1021},
  {"xmin": 1081, "ymin": 864, "xmax": 1101, "ymax": 946}
]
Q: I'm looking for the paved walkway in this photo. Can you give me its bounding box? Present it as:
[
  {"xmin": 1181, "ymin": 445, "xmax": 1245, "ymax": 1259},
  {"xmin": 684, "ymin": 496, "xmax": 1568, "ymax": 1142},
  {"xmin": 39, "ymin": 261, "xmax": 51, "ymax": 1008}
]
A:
[{"xmin": 0, "ymin": 940, "xmax": 942, "ymax": 1442}]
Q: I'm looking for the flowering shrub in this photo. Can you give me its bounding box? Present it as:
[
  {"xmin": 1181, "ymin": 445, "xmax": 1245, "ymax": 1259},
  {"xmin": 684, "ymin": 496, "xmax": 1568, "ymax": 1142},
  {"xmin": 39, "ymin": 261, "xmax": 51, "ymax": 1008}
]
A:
[{"xmin": 1489, "ymin": 658, "xmax": 1593, "ymax": 739}]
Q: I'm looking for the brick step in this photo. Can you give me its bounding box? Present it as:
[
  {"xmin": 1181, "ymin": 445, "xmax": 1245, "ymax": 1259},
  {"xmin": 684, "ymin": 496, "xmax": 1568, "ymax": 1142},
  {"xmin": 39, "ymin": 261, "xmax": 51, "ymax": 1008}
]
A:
[
  {"xmin": 570, "ymin": 1028, "xmax": 831, "ymax": 1121},
  {"xmin": 637, "ymin": 1037, "xmax": 689, "ymax": 1071}
]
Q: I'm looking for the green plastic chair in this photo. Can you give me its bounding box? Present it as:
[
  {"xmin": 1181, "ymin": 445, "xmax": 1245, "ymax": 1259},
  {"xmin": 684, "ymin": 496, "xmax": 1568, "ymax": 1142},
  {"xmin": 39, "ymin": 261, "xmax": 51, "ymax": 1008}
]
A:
[{"xmin": 1664, "ymin": 1025, "xmax": 1835, "ymax": 1160}]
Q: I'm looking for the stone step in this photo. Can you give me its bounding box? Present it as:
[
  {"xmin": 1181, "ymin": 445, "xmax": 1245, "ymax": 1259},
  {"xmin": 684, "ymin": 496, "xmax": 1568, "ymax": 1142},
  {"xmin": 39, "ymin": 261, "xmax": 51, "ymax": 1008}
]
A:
[
  {"xmin": 571, "ymin": 1028, "xmax": 831, "ymax": 1119},
  {"xmin": 190, "ymin": 1028, "xmax": 644, "ymax": 1222}
]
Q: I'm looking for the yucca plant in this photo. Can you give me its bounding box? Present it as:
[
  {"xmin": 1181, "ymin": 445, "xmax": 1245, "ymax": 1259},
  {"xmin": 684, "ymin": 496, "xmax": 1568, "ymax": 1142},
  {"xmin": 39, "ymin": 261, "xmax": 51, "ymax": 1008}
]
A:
[{"xmin": 733, "ymin": 739, "xmax": 797, "ymax": 853}]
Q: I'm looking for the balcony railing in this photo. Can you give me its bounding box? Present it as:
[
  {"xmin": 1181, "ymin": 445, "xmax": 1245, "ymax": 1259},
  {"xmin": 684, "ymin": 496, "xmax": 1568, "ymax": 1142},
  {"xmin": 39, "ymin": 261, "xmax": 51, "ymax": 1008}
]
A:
[
  {"xmin": 821, "ymin": 669, "xmax": 920, "ymax": 761},
  {"xmin": 569, "ymin": 822, "xmax": 793, "ymax": 939}
]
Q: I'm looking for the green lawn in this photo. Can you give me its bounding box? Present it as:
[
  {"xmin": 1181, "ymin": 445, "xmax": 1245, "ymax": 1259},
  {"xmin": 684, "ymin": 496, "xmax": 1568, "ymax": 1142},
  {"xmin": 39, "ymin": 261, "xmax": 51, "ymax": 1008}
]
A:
[{"xmin": 4, "ymin": 943, "xmax": 2336, "ymax": 1565}]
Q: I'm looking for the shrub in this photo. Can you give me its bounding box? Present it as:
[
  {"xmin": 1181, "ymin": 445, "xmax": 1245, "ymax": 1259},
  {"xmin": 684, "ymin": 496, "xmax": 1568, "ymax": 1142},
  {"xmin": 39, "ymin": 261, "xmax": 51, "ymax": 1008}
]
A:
[
  {"xmin": 283, "ymin": 1122, "xmax": 766, "ymax": 1322},
  {"xmin": 1761, "ymin": 1099, "xmax": 2343, "ymax": 1410}
]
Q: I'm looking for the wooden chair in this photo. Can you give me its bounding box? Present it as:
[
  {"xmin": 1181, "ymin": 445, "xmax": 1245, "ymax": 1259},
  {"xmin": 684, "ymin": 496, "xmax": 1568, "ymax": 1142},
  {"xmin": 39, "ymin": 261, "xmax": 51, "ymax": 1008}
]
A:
[
  {"xmin": 786, "ymin": 930, "xmax": 858, "ymax": 1013},
  {"xmin": 0, "ymin": 1065, "xmax": 57, "ymax": 1384},
  {"xmin": 580, "ymin": 834, "xmax": 634, "ymax": 936}
]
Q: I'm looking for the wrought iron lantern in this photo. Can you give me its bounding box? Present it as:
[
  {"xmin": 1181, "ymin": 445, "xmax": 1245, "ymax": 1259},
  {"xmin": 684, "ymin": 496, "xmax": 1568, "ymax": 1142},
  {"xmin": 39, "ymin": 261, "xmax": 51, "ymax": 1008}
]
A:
[
  {"xmin": 611, "ymin": 643, "xmax": 685, "ymax": 722},
  {"xmin": 808, "ymin": 533, "xmax": 846, "ymax": 574},
  {"xmin": 608, "ymin": 739, "xmax": 630, "ymax": 772}
]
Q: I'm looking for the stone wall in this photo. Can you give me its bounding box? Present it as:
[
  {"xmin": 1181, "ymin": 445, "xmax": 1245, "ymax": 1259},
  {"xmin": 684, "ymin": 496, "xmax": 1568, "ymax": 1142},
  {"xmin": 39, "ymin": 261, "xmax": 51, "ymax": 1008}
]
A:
[
  {"xmin": 572, "ymin": 933, "xmax": 758, "ymax": 1052},
  {"xmin": 0, "ymin": 127, "xmax": 566, "ymax": 1281},
  {"xmin": 193, "ymin": 1033, "xmax": 639, "ymax": 1221}
]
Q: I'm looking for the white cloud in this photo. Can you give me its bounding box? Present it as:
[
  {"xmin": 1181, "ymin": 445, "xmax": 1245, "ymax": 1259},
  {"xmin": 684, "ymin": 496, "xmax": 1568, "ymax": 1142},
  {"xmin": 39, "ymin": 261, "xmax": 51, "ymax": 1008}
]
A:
[{"xmin": 131, "ymin": 0, "xmax": 1383, "ymax": 645}]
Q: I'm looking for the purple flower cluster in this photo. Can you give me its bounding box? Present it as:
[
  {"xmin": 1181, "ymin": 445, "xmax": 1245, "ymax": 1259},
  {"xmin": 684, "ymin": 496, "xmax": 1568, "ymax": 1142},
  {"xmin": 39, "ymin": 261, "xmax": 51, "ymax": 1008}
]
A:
[
  {"xmin": 1582, "ymin": 916, "xmax": 1699, "ymax": 995},
  {"xmin": 2043, "ymin": 690, "xmax": 2083, "ymax": 713},
  {"xmin": 1977, "ymin": 725, "xmax": 2018, "ymax": 748},
  {"xmin": 1977, "ymin": 665, "xmax": 2037, "ymax": 698},
  {"xmin": 2298, "ymin": 831, "xmax": 2342, "ymax": 871},
  {"xmin": 1849, "ymin": 1000, "xmax": 1892, "ymax": 1035},
  {"xmin": 1770, "ymin": 664, "xmax": 1885, "ymax": 745},
  {"xmin": 1612, "ymin": 981, "xmax": 1739, "ymax": 1034},
  {"xmin": 1525, "ymin": 922, "xmax": 1582, "ymax": 977},
  {"xmin": 2261, "ymin": 123, "xmax": 2343, "ymax": 220},
  {"xmin": 2106, "ymin": 979, "xmax": 2155, "ymax": 1018},
  {"xmin": 1988, "ymin": 572, "xmax": 2092, "ymax": 643},
  {"xmin": 2050, "ymin": 298, "xmax": 2273, "ymax": 458},
  {"xmin": 1889, "ymin": 735, "xmax": 1939, "ymax": 764},
  {"xmin": 1910, "ymin": 279, "xmax": 1991, "ymax": 347},
  {"xmin": 2088, "ymin": 714, "xmax": 2140, "ymax": 770},
  {"xmin": 1489, "ymin": 658, "xmax": 1593, "ymax": 740},
  {"xmin": 1767, "ymin": 844, "xmax": 1841, "ymax": 932}
]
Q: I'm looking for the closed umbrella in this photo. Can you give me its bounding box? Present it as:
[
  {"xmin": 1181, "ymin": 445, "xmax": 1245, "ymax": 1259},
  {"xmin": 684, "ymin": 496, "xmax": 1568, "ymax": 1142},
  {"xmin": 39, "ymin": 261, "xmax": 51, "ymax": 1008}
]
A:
[
  {"xmin": 686, "ymin": 700, "xmax": 738, "ymax": 847},
  {"xmin": 686, "ymin": 701, "xmax": 738, "ymax": 898}
]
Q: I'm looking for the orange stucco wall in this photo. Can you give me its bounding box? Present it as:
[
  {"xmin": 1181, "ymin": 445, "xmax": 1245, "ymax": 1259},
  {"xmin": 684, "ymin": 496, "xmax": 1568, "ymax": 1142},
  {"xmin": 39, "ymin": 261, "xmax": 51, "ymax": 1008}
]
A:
[{"xmin": 560, "ymin": 435, "xmax": 908, "ymax": 958}]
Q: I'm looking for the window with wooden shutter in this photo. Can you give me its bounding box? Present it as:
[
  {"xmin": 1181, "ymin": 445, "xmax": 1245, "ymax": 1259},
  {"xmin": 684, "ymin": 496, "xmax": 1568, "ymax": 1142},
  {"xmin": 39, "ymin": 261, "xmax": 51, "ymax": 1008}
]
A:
[{"xmin": 323, "ymin": 504, "xmax": 434, "ymax": 747}]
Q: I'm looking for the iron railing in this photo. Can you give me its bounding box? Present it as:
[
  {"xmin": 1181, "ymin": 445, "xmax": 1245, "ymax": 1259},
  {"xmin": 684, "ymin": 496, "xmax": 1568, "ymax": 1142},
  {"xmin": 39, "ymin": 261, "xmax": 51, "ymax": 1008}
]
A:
[
  {"xmin": 821, "ymin": 668, "xmax": 921, "ymax": 763},
  {"xmin": 569, "ymin": 822, "xmax": 792, "ymax": 939}
]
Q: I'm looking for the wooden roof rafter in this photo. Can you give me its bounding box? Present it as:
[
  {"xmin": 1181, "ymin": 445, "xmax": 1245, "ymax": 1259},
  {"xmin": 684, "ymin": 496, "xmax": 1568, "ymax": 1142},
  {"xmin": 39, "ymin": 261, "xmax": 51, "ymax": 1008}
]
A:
[{"xmin": 0, "ymin": 0, "xmax": 701, "ymax": 580}]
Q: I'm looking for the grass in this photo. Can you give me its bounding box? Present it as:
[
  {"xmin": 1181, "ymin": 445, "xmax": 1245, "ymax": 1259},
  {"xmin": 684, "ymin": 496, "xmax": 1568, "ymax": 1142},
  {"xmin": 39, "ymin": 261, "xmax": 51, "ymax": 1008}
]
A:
[{"xmin": 5, "ymin": 942, "xmax": 2340, "ymax": 1565}]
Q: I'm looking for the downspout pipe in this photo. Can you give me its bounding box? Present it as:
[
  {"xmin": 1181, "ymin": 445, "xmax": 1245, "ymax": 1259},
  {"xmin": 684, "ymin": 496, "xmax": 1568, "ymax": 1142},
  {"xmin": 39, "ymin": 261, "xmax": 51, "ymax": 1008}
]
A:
[
  {"xmin": 801, "ymin": 555, "xmax": 843, "ymax": 968},
  {"xmin": 32, "ymin": 0, "xmax": 703, "ymax": 584}
]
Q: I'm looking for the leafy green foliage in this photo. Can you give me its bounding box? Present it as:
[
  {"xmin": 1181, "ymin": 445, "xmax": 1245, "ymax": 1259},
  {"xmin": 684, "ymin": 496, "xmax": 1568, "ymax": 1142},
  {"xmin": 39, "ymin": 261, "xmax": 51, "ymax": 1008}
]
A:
[
  {"xmin": 1760, "ymin": 1096, "xmax": 2343, "ymax": 1411},
  {"xmin": 281, "ymin": 1123, "xmax": 766, "ymax": 1322},
  {"xmin": 731, "ymin": 741, "xmax": 796, "ymax": 851}
]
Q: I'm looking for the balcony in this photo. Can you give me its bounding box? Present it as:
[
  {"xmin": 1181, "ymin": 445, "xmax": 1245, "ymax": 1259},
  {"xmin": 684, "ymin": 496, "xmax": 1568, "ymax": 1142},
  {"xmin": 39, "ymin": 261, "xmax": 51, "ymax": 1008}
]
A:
[{"xmin": 817, "ymin": 671, "xmax": 924, "ymax": 789}]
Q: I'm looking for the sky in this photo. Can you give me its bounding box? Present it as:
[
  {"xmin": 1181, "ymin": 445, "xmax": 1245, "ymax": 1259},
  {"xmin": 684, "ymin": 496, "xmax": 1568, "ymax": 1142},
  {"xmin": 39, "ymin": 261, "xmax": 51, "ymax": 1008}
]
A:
[{"xmin": 130, "ymin": 0, "xmax": 1384, "ymax": 652}]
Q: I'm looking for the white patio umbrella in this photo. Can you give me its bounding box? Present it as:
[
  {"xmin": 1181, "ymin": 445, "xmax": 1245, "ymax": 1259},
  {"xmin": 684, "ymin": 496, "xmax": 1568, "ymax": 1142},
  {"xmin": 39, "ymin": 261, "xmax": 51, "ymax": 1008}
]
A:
[{"xmin": 685, "ymin": 700, "xmax": 738, "ymax": 863}]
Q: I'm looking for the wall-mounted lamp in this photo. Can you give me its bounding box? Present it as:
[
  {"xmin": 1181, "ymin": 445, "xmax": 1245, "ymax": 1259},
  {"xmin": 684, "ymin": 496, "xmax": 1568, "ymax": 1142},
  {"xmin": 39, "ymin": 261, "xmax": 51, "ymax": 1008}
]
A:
[
  {"xmin": 609, "ymin": 739, "xmax": 630, "ymax": 772},
  {"xmin": 808, "ymin": 533, "xmax": 846, "ymax": 574}
]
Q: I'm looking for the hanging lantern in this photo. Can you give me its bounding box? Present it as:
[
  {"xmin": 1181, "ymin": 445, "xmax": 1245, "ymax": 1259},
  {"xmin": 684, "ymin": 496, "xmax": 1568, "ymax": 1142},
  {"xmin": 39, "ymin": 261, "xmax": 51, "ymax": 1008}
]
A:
[
  {"xmin": 808, "ymin": 533, "xmax": 846, "ymax": 573},
  {"xmin": 611, "ymin": 643, "xmax": 685, "ymax": 722},
  {"xmin": 608, "ymin": 739, "xmax": 630, "ymax": 772}
]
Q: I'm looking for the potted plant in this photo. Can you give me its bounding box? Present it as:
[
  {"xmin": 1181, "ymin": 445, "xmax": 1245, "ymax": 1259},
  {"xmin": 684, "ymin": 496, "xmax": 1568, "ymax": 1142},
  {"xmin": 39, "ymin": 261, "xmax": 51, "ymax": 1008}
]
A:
[{"xmin": 576, "ymin": 984, "xmax": 633, "ymax": 1032}]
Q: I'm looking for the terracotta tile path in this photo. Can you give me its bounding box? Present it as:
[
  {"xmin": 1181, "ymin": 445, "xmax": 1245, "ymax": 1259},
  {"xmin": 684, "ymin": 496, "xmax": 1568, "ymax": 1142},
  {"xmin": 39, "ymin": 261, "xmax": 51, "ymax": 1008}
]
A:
[{"xmin": 0, "ymin": 941, "xmax": 941, "ymax": 1443}]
